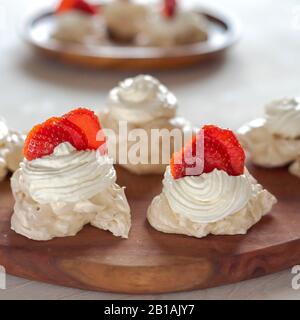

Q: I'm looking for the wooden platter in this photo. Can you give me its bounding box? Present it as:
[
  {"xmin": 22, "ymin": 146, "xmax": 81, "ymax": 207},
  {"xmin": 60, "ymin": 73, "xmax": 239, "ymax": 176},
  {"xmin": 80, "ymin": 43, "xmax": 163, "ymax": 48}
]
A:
[
  {"xmin": 0, "ymin": 164, "xmax": 300, "ymax": 294},
  {"xmin": 24, "ymin": 5, "xmax": 240, "ymax": 70}
]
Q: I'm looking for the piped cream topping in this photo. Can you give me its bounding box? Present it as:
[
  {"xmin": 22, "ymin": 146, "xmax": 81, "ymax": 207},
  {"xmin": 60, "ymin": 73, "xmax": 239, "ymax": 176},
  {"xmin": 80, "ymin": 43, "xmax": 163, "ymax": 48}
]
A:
[
  {"xmin": 162, "ymin": 167, "xmax": 252, "ymax": 224},
  {"xmin": 21, "ymin": 142, "xmax": 116, "ymax": 204},
  {"xmin": 107, "ymin": 75, "xmax": 177, "ymax": 124}
]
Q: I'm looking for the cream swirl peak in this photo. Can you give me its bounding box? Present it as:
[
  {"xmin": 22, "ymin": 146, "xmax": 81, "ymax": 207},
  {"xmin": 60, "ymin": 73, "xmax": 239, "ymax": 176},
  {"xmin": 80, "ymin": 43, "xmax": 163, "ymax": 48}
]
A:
[
  {"xmin": 163, "ymin": 166, "xmax": 252, "ymax": 224},
  {"xmin": 21, "ymin": 142, "xmax": 116, "ymax": 204},
  {"xmin": 107, "ymin": 75, "xmax": 177, "ymax": 124},
  {"xmin": 265, "ymin": 97, "xmax": 300, "ymax": 139}
]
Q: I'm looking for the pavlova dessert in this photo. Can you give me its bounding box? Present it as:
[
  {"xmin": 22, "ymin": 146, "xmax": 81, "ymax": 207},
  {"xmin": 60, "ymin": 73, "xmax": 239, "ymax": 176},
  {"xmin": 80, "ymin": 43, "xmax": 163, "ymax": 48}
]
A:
[
  {"xmin": 147, "ymin": 125, "xmax": 277, "ymax": 238},
  {"xmin": 238, "ymin": 98, "xmax": 300, "ymax": 178},
  {"xmin": 137, "ymin": 0, "xmax": 208, "ymax": 46},
  {"xmin": 0, "ymin": 117, "xmax": 25, "ymax": 182},
  {"xmin": 52, "ymin": 0, "xmax": 105, "ymax": 43},
  {"xmin": 11, "ymin": 108, "xmax": 131, "ymax": 240},
  {"xmin": 103, "ymin": 0, "xmax": 149, "ymax": 42},
  {"xmin": 100, "ymin": 75, "xmax": 193, "ymax": 175}
]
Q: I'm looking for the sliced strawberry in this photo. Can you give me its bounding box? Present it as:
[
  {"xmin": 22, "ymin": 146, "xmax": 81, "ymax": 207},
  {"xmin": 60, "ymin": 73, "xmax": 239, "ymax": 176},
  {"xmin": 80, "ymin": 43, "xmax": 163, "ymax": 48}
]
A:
[
  {"xmin": 203, "ymin": 125, "xmax": 245, "ymax": 176},
  {"xmin": 74, "ymin": 0, "xmax": 97, "ymax": 15},
  {"xmin": 163, "ymin": 0, "xmax": 177, "ymax": 18},
  {"xmin": 24, "ymin": 117, "xmax": 88, "ymax": 161},
  {"xmin": 170, "ymin": 125, "xmax": 245, "ymax": 179},
  {"xmin": 56, "ymin": 0, "xmax": 97, "ymax": 15},
  {"xmin": 63, "ymin": 108, "xmax": 106, "ymax": 150}
]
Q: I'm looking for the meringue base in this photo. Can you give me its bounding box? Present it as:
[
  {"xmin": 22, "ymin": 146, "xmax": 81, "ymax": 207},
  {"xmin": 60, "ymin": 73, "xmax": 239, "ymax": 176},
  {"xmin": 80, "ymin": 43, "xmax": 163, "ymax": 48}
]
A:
[
  {"xmin": 289, "ymin": 158, "xmax": 300, "ymax": 178},
  {"xmin": 11, "ymin": 170, "xmax": 131, "ymax": 240},
  {"xmin": 147, "ymin": 176, "xmax": 277, "ymax": 238},
  {"xmin": 238, "ymin": 119, "xmax": 300, "ymax": 177}
]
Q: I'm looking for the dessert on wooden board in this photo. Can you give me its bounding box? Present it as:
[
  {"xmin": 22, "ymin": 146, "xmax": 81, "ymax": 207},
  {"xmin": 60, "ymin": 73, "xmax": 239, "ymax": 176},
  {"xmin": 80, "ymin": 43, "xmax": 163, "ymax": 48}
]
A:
[
  {"xmin": 10, "ymin": 108, "xmax": 131, "ymax": 241},
  {"xmin": 238, "ymin": 97, "xmax": 300, "ymax": 178},
  {"xmin": 147, "ymin": 125, "xmax": 277, "ymax": 238}
]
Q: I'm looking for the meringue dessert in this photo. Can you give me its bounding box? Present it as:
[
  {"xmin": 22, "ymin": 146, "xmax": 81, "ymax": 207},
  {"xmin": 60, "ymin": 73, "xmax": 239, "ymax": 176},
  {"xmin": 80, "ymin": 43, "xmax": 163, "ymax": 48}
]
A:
[
  {"xmin": 11, "ymin": 108, "xmax": 131, "ymax": 241},
  {"xmin": 52, "ymin": 0, "xmax": 106, "ymax": 44},
  {"xmin": 0, "ymin": 117, "xmax": 25, "ymax": 182},
  {"xmin": 138, "ymin": 0, "xmax": 208, "ymax": 47},
  {"xmin": 238, "ymin": 98, "xmax": 300, "ymax": 178},
  {"xmin": 147, "ymin": 125, "xmax": 277, "ymax": 238},
  {"xmin": 103, "ymin": 0, "xmax": 149, "ymax": 42},
  {"xmin": 100, "ymin": 75, "xmax": 193, "ymax": 175}
]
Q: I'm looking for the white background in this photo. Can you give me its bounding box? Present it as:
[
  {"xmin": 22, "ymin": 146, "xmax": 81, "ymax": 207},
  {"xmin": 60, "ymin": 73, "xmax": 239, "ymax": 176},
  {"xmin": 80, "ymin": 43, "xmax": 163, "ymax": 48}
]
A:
[{"xmin": 0, "ymin": 0, "xmax": 300, "ymax": 299}]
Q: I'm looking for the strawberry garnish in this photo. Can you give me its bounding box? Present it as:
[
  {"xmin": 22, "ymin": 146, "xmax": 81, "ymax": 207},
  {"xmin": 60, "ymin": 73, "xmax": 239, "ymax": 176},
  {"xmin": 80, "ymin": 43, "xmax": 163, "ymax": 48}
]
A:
[
  {"xmin": 163, "ymin": 0, "xmax": 177, "ymax": 18},
  {"xmin": 56, "ymin": 0, "xmax": 97, "ymax": 15},
  {"xmin": 63, "ymin": 108, "xmax": 105, "ymax": 150},
  {"xmin": 170, "ymin": 125, "xmax": 246, "ymax": 179},
  {"xmin": 24, "ymin": 117, "xmax": 88, "ymax": 161}
]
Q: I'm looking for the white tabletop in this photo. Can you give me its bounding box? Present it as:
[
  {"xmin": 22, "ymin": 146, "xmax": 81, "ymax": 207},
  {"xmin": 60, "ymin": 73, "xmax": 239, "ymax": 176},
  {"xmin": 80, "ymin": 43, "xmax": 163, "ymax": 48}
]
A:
[{"xmin": 1, "ymin": 0, "xmax": 300, "ymax": 300}]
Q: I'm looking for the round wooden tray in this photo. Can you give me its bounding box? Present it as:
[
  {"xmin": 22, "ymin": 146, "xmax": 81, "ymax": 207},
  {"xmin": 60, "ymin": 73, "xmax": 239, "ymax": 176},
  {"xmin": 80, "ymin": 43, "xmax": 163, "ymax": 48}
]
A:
[
  {"xmin": 24, "ymin": 5, "xmax": 240, "ymax": 70},
  {"xmin": 0, "ymin": 164, "xmax": 299, "ymax": 294}
]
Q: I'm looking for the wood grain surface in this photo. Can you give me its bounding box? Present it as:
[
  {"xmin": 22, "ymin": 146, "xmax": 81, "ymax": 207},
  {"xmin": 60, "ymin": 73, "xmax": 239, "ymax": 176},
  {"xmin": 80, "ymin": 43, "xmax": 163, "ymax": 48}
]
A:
[{"xmin": 0, "ymin": 164, "xmax": 299, "ymax": 294}]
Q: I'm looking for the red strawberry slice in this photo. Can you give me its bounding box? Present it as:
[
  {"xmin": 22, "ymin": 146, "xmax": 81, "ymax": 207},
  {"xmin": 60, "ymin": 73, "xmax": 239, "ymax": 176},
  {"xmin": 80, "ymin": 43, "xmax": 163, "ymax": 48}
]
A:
[
  {"xmin": 170, "ymin": 125, "xmax": 245, "ymax": 179},
  {"xmin": 63, "ymin": 108, "xmax": 106, "ymax": 150},
  {"xmin": 56, "ymin": 0, "xmax": 97, "ymax": 15},
  {"xmin": 163, "ymin": 0, "xmax": 177, "ymax": 18},
  {"xmin": 24, "ymin": 117, "xmax": 88, "ymax": 161}
]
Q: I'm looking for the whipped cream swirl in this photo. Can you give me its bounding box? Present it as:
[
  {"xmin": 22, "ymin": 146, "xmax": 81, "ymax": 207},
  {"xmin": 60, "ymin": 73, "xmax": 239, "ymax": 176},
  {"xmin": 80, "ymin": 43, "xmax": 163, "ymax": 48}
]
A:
[
  {"xmin": 21, "ymin": 142, "xmax": 116, "ymax": 204},
  {"xmin": 163, "ymin": 167, "xmax": 252, "ymax": 223},
  {"xmin": 265, "ymin": 98, "xmax": 300, "ymax": 139},
  {"xmin": 107, "ymin": 75, "xmax": 177, "ymax": 125}
]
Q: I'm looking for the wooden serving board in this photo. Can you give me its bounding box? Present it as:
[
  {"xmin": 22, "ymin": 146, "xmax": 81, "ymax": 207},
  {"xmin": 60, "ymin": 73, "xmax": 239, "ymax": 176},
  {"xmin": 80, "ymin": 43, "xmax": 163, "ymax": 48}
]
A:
[
  {"xmin": 0, "ymin": 164, "xmax": 299, "ymax": 294},
  {"xmin": 24, "ymin": 5, "xmax": 240, "ymax": 70}
]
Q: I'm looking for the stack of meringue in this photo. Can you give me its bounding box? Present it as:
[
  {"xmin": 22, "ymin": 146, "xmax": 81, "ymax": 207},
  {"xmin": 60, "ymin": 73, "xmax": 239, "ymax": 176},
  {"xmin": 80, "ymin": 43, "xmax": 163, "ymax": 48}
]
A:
[
  {"xmin": 11, "ymin": 142, "xmax": 131, "ymax": 240},
  {"xmin": 100, "ymin": 75, "xmax": 193, "ymax": 175},
  {"xmin": 148, "ymin": 167, "xmax": 276, "ymax": 238},
  {"xmin": 238, "ymin": 98, "xmax": 300, "ymax": 178}
]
